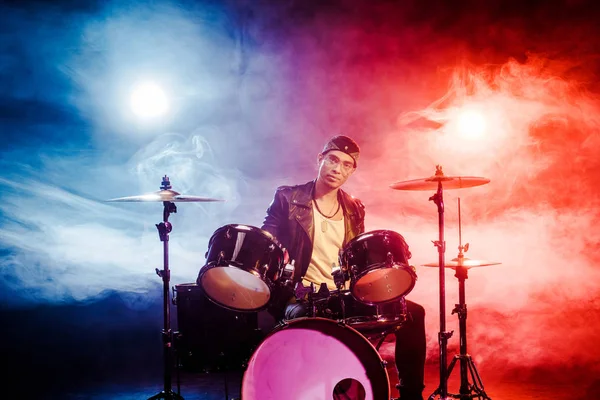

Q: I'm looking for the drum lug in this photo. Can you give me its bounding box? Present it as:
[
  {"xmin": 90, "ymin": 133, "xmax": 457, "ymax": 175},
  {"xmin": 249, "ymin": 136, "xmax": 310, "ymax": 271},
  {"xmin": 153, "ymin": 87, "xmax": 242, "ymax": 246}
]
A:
[
  {"xmin": 217, "ymin": 251, "xmax": 226, "ymax": 265},
  {"xmin": 260, "ymin": 264, "xmax": 269, "ymax": 276},
  {"xmin": 381, "ymin": 360, "xmax": 388, "ymax": 368},
  {"xmin": 386, "ymin": 251, "xmax": 394, "ymax": 265}
]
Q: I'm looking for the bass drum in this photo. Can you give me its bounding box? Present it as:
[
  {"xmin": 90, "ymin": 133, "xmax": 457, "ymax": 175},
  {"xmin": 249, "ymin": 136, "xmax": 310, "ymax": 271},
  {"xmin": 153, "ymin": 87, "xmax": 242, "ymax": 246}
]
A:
[{"xmin": 242, "ymin": 317, "xmax": 390, "ymax": 400}]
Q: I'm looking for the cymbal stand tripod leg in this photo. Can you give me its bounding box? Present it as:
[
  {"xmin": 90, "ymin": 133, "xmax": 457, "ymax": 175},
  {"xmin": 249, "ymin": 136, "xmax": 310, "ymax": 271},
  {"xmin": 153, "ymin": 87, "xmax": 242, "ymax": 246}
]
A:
[{"xmin": 445, "ymin": 265, "xmax": 491, "ymax": 400}]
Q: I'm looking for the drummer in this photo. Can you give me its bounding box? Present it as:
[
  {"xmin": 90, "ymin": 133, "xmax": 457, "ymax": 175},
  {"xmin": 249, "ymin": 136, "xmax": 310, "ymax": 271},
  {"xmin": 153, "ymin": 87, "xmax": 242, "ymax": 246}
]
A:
[{"xmin": 261, "ymin": 135, "xmax": 427, "ymax": 400}]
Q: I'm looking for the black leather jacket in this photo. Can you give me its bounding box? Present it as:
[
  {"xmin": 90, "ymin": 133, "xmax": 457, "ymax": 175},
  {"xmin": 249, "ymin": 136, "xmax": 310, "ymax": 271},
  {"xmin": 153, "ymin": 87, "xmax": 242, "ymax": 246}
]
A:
[{"xmin": 261, "ymin": 180, "xmax": 365, "ymax": 283}]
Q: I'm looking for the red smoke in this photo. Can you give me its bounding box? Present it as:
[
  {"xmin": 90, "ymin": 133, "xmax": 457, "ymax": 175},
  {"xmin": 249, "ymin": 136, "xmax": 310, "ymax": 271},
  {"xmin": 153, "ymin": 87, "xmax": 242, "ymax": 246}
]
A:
[{"xmin": 250, "ymin": 0, "xmax": 600, "ymax": 375}]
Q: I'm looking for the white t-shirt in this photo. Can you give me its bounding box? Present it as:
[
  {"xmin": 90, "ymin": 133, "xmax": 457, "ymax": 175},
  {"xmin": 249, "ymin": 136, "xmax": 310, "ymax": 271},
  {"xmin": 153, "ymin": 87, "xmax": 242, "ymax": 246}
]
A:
[{"xmin": 302, "ymin": 203, "xmax": 345, "ymax": 291}]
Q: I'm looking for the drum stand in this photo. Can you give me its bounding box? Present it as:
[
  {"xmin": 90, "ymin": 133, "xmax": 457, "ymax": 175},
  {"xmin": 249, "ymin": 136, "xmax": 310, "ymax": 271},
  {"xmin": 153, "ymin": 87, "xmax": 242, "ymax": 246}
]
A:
[
  {"xmin": 428, "ymin": 171, "xmax": 453, "ymax": 400},
  {"xmin": 370, "ymin": 322, "xmax": 404, "ymax": 352},
  {"xmin": 440, "ymin": 263, "xmax": 492, "ymax": 400},
  {"xmin": 148, "ymin": 177, "xmax": 185, "ymax": 400},
  {"xmin": 430, "ymin": 199, "xmax": 491, "ymax": 400},
  {"xmin": 428, "ymin": 197, "xmax": 492, "ymax": 400}
]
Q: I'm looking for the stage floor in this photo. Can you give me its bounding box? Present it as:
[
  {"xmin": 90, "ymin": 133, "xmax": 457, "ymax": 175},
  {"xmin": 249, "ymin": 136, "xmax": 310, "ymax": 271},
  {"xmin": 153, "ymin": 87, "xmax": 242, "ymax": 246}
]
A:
[
  {"xmin": 4, "ymin": 294, "xmax": 598, "ymax": 400},
  {"xmin": 34, "ymin": 361, "xmax": 597, "ymax": 400}
]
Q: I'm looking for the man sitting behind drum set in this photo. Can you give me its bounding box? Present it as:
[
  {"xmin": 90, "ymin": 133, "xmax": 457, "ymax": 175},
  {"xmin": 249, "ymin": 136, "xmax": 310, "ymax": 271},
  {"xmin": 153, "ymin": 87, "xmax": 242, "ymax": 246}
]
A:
[{"xmin": 261, "ymin": 135, "xmax": 426, "ymax": 400}]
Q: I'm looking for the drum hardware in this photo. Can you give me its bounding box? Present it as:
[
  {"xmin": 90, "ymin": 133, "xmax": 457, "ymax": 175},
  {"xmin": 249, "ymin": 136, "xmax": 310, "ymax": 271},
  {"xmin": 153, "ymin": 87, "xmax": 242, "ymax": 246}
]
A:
[
  {"xmin": 390, "ymin": 166, "xmax": 490, "ymax": 400},
  {"xmin": 107, "ymin": 175, "xmax": 224, "ymax": 400},
  {"xmin": 294, "ymin": 280, "xmax": 314, "ymax": 301},
  {"xmin": 331, "ymin": 265, "xmax": 346, "ymax": 290},
  {"xmin": 422, "ymin": 198, "xmax": 497, "ymax": 400},
  {"xmin": 370, "ymin": 322, "xmax": 404, "ymax": 352},
  {"xmin": 332, "ymin": 266, "xmax": 348, "ymax": 321},
  {"xmin": 312, "ymin": 283, "xmax": 336, "ymax": 319},
  {"xmin": 280, "ymin": 261, "xmax": 295, "ymax": 283}
]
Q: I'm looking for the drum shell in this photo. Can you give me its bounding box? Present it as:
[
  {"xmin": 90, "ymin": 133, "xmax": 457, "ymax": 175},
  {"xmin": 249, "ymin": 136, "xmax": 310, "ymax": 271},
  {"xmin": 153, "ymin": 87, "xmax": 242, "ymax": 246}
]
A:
[
  {"xmin": 340, "ymin": 230, "xmax": 411, "ymax": 275},
  {"xmin": 314, "ymin": 290, "xmax": 407, "ymax": 335},
  {"xmin": 173, "ymin": 283, "xmax": 263, "ymax": 372},
  {"xmin": 204, "ymin": 224, "xmax": 284, "ymax": 283},
  {"xmin": 339, "ymin": 230, "xmax": 416, "ymax": 304},
  {"xmin": 199, "ymin": 224, "xmax": 285, "ymax": 311}
]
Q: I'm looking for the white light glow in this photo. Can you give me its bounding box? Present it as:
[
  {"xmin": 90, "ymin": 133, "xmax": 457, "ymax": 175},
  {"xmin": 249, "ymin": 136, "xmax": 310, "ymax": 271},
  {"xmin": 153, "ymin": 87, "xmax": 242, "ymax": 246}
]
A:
[
  {"xmin": 129, "ymin": 82, "xmax": 169, "ymax": 119},
  {"xmin": 456, "ymin": 109, "xmax": 487, "ymax": 139}
]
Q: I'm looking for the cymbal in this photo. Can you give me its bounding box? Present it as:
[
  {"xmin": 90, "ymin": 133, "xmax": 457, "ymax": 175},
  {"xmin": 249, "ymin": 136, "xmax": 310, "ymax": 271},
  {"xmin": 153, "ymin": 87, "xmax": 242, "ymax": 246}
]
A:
[
  {"xmin": 107, "ymin": 189, "xmax": 225, "ymax": 203},
  {"xmin": 422, "ymin": 257, "xmax": 501, "ymax": 269},
  {"xmin": 390, "ymin": 176, "xmax": 490, "ymax": 191}
]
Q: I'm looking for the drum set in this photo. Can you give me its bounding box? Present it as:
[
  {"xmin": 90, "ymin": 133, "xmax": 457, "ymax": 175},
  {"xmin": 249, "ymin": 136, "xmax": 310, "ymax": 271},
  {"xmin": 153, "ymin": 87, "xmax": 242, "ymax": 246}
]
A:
[{"xmin": 108, "ymin": 167, "xmax": 498, "ymax": 400}]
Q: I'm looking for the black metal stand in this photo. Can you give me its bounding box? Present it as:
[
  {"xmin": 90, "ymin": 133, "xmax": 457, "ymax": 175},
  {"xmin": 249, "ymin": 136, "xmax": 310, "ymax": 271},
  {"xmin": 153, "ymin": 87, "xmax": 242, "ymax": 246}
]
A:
[
  {"xmin": 148, "ymin": 177, "xmax": 185, "ymax": 400},
  {"xmin": 371, "ymin": 323, "xmax": 404, "ymax": 352},
  {"xmin": 443, "ymin": 265, "xmax": 491, "ymax": 400},
  {"xmin": 429, "ymin": 196, "xmax": 491, "ymax": 400},
  {"xmin": 428, "ymin": 167, "xmax": 453, "ymax": 400}
]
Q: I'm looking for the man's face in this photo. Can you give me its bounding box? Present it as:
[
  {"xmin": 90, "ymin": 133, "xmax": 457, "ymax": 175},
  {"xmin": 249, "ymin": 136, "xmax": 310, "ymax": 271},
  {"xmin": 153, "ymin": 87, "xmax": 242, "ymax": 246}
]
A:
[{"xmin": 317, "ymin": 150, "xmax": 356, "ymax": 189}]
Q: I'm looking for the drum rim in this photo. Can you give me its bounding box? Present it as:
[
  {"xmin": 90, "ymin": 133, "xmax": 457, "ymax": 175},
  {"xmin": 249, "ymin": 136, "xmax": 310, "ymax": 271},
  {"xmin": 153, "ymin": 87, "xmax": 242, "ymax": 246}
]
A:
[
  {"xmin": 198, "ymin": 267, "xmax": 271, "ymax": 313},
  {"xmin": 210, "ymin": 223, "xmax": 283, "ymax": 249},
  {"xmin": 173, "ymin": 282, "xmax": 200, "ymax": 289},
  {"xmin": 340, "ymin": 229, "xmax": 412, "ymax": 267},
  {"xmin": 242, "ymin": 316, "xmax": 390, "ymax": 399},
  {"xmin": 343, "ymin": 229, "xmax": 408, "ymax": 247},
  {"xmin": 349, "ymin": 263, "xmax": 417, "ymax": 305},
  {"xmin": 344, "ymin": 314, "xmax": 405, "ymax": 324}
]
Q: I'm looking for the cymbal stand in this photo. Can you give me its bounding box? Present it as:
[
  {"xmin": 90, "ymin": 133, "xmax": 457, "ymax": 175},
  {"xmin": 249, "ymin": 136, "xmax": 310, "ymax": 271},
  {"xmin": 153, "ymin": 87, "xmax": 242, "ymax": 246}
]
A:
[
  {"xmin": 148, "ymin": 176, "xmax": 185, "ymax": 400},
  {"xmin": 428, "ymin": 166, "xmax": 453, "ymax": 400},
  {"xmin": 441, "ymin": 198, "xmax": 491, "ymax": 400}
]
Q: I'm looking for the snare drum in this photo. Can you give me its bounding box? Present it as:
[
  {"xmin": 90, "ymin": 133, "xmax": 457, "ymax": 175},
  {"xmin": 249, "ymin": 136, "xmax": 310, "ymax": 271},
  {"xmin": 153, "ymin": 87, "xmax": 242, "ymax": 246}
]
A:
[
  {"xmin": 339, "ymin": 230, "xmax": 417, "ymax": 305},
  {"xmin": 242, "ymin": 317, "xmax": 390, "ymax": 400},
  {"xmin": 314, "ymin": 290, "xmax": 407, "ymax": 336},
  {"xmin": 198, "ymin": 224, "xmax": 285, "ymax": 312}
]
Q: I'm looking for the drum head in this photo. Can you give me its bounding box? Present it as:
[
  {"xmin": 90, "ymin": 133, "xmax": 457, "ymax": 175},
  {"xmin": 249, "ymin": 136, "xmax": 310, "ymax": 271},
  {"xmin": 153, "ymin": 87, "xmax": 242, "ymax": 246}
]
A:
[
  {"xmin": 242, "ymin": 317, "xmax": 390, "ymax": 400},
  {"xmin": 200, "ymin": 266, "xmax": 270, "ymax": 311},
  {"xmin": 352, "ymin": 264, "xmax": 415, "ymax": 304}
]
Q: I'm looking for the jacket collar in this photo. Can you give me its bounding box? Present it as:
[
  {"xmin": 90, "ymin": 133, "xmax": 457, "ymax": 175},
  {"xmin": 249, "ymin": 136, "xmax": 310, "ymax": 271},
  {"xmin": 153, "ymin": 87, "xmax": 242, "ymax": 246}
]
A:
[
  {"xmin": 291, "ymin": 181, "xmax": 314, "ymax": 208},
  {"xmin": 292, "ymin": 179, "xmax": 356, "ymax": 215}
]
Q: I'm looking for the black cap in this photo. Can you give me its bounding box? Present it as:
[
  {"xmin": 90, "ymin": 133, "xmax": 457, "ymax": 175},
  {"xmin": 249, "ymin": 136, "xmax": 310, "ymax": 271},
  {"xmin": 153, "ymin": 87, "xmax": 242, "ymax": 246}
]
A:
[{"xmin": 321, "ymin": 135, "xmax": 360, "ymax": 167}]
